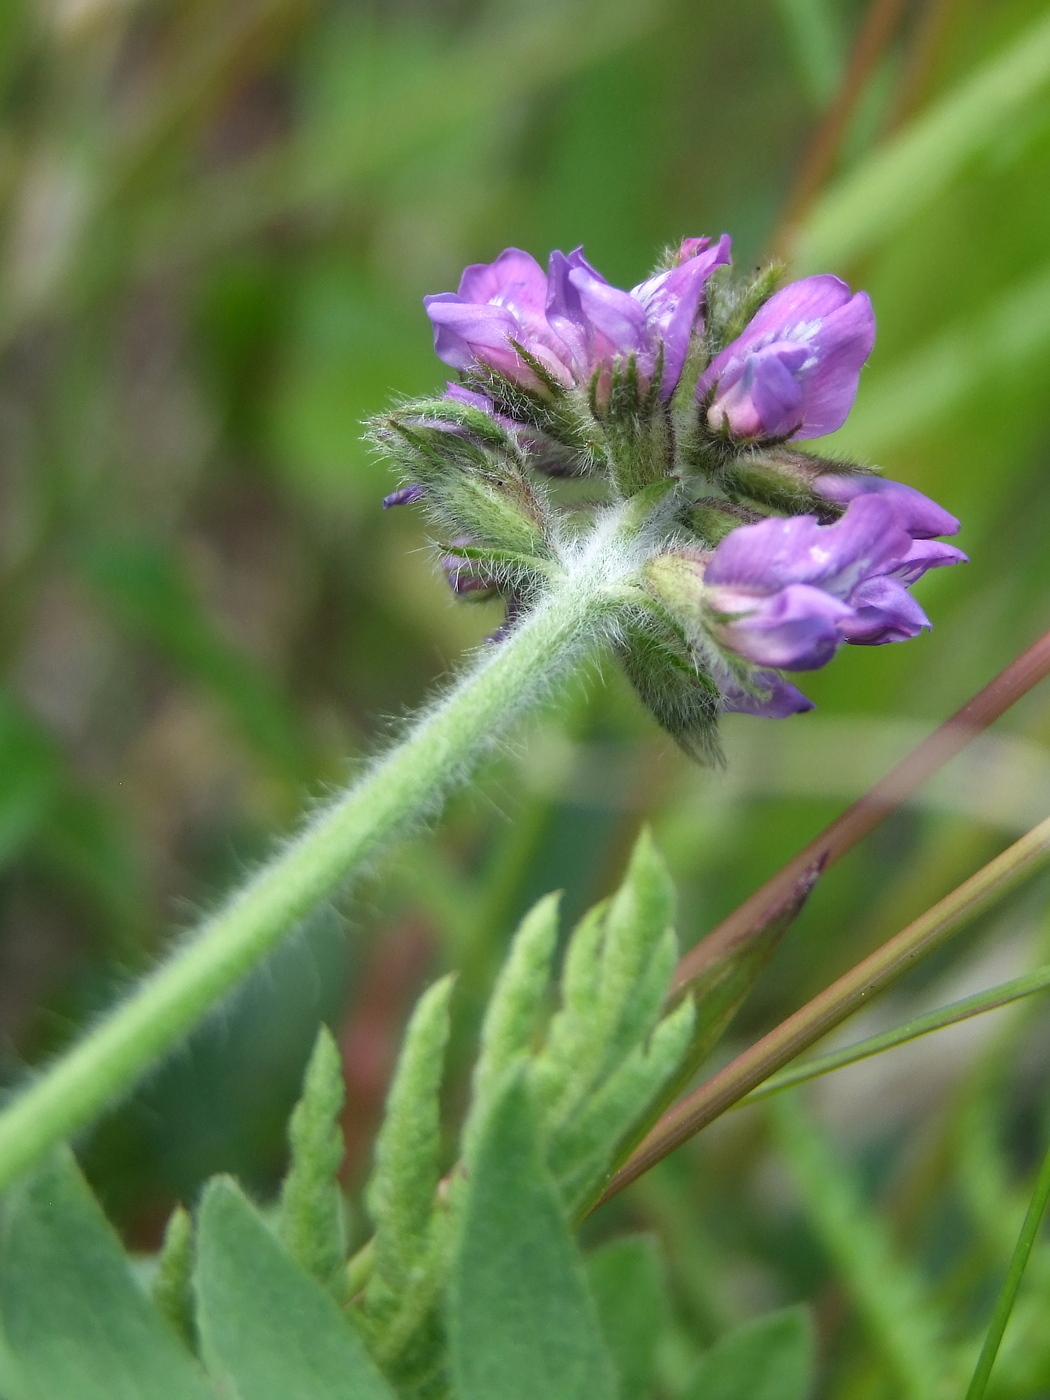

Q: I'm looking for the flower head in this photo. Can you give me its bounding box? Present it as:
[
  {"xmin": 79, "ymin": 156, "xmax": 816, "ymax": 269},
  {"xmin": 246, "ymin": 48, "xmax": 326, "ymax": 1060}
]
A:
[
  {"xmin": 698, "ymin": 275, "xmax": 875, "ymax": 441},
  {"xmin": 425, "ymin": 236, "xmax": 730, "ymax": 399},
  {"xmin": 384, "ymin": 236, "xmax": 966, "ymax": 755},
  {"xmin": 702, "ymin": 494, "xmax": 965, "ymax": 674}
]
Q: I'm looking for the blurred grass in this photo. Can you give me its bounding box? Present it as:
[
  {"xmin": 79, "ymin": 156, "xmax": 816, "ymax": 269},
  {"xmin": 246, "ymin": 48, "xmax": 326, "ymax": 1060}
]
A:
[{"xmin": 2, "ymin": 0, "xmax": 1050, "ymax": 1391}]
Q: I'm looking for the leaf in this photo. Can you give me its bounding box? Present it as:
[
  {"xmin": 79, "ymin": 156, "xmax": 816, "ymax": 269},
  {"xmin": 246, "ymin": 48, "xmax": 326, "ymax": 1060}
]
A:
[
  {"xmin": 585, "ymin": 1236, "xmax": 667, "ymax": 1400},
  {"xmin": 152, "ymin": 1205, "xmax": 197, "ymax": 1352},
  {"xmin": 194, "ymin": 1177, "xmax": 395, "ymax": 1400},
  {"xmin": 449, "ymin": 1073, "xmax": 618, "ymax": 1400},
  {"xmin": 679, "ymin": 1307, "xmax": 815, "ymax": 1400},
  {"xmin": 366, "ymin": 975, "xmax": 453, "ymax": 1297},
  {"xmin": 0, "ymin": 1149, "xmax": 214, "ymax": 1400},
  {"xmin": 278, "ymin": 1025, "xmax": 348, "ymax": 1296},
  {"xmin": 464, "ymin": 892, "xmax": 560, "ymax": 1157},
  {"xmin": 770, "ymin": 1097, "xmax": 945, "ymax": 1400}
]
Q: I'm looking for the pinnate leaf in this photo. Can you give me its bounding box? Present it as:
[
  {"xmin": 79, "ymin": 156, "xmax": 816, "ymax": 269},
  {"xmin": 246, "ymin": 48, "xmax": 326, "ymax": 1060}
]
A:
[
  {"xmin": 0, "ymin": 1148, "xmax": 214, "ymax": 1400},
  {"xmin": 449, "ymin": 1072, "xmax": 618, "ymax": 1400},
  {"xmin": 194, "ymin": 1177, "xmax": 394, "ymax": 1400},
  {"xmin": 679, "ymin": 1307, "xmax": 815, "ymax": 1400},
  {"xmin": 586, "ymin": 1235, "xmax": 667, "ymax": 1400}
]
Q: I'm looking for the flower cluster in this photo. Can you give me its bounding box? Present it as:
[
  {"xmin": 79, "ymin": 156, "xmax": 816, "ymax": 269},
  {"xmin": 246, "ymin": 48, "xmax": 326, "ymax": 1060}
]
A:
[{"xmin": 374, "ymin": 236, "xmax": 964, "ymax": 757}]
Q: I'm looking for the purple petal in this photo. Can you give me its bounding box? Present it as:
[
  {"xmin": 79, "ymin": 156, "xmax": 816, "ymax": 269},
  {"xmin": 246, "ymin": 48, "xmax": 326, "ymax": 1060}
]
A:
[
  {"xmin": 632, "ymin": 234, "xmax": 732, "ymax": 398},
  {"xmin": 383, "ymin": 484, "xmax": 425, "ymax": 509},
  {"xmin": 568, "ymin": 263, "xmax": 647, "ymax": 358},
  {"xmin": 706, "ymin": 495, "xmax": 911, "ymax": 597},
  {"xmin": 444, "ymin": 383, "xmax": 494, "ymax": 412},
  {"xmin": 840, "ymin": 576, "xmax": 930, "ymax": 645},
  {"xmin": 457, "ymin": 248, "xmax": 548, "ymax": 315},
  {"xmin": 711, "ymin": 582, "xmax": 853, "ymax": 670},
  {"xmin": 708, "ymin": 343, "xmax": 808, "ymax": 439},
  {"xmin": 814, "ymin": 473, "xmax": 960, "ymax": 539},
  {"xmin": 424, "ymin": 296, "xmax": 526, "ymax": 377},
  {"xmin": 881, "ymin": 539, "xmax": 968, "ymax": 585},
  {"xmin": 721, "ymin": 670, "xmax": 815, "ymax": 717},
  {"xmin": 699, "ymin": 274, "xmax": 875, "ymax": 440}
]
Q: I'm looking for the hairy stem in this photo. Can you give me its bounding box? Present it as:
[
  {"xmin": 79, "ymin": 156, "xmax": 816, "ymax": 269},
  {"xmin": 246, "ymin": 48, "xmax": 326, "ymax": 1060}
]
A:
[
  {"xmin": 603, "ymin": 811, "xmax": 1050, "ymax": 1202},
  {"xmin": 0, "ymin": 522, "xmax": 631, "ymax": 1196}
]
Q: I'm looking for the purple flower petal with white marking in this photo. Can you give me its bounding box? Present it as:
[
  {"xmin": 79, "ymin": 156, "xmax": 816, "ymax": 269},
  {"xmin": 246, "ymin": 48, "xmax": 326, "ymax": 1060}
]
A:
[
  {"xmin": 699, "ymin": 274, "xmax": 875, "ymax": 440},
  {"xmin": 701, "ymin": 495, "xmax": 961, "ymax": 674},
  {"xmin": 814, "ymin": 473, "xmax": 960, "ymax": 539},
  {"xmin": 424, "ymin": 249, "xmax": 574, "ymax": 387},
  {"xmin": 706, "ymin": 494, "xmax": 910, "ymax": 599},
  {"xmin": 631, "ymin": 234, "xmax": 732, "ymax": 396}
]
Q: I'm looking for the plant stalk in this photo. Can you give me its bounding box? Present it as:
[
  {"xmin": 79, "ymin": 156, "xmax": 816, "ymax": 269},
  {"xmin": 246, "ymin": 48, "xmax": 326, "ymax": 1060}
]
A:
[
  {"xmin": 0, "ymin": 527, "xmax": 629, "ymax": 1197},
  {"xmin": 674, "ymin": 623, "xmax": 1050, "ymax": 991},
  {"xmin": 965, "ymin": 1135, "xmax": 1050, "ymax": 1400},
  {"xmin": 603, "ymin": 810, "xmax": 1050, "ymax": 1203},
  {"xmin": 740, "ymin": 963, "xmax": 1050, "ymax": 1105}
]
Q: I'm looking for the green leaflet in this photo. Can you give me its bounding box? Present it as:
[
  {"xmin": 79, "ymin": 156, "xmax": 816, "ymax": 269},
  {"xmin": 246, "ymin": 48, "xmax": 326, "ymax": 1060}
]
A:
[
  {"xmin": 278, "ymin": 1025, "xmax": 349, "ymax": 1296},
  {"xmin": 194, "ymin": 1178, "xmax": 394, "ymax": 1400},
  {"xmin": 151, "ymin": 1205, "xmax": 197, "ymax": 1352},
  {"xmin": 449, "ymin": 1073, "xmax": 618, "ymax": 1400},
  {"xmin": 366, "ymin": 975, "xmax": 454, "ymax": 1299},
  {"xmin": 585, "ymin": 1236, "xmax": 667, "ymax": 1400},
  {"xmin": 464, "ymin": 891, "xmax": 561, "ymax": 1157},
  {"xmin": 678, "ymin": 1307, "xmax": 815, "ymax": 1400},
  {"xmin": 0, "ymin": 1149, "xmax": 215, "ymax": 1400}
]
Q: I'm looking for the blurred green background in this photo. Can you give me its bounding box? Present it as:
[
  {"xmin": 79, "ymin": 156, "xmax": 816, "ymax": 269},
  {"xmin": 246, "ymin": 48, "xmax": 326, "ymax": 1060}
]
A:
[{"xmin": 3, "ymin": 0, "xmax": 1050, "ymax": 1391}]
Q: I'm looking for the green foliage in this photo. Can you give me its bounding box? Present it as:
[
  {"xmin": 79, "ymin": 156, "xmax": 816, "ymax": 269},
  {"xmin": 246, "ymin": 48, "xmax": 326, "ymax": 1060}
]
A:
[
  {"xmin": 0, "ymin": 1150, "xmax": 214, "ymax": 1400},
  {"xmin": 365, "ymin": 976, "xmax": 453, "ymax": 1304},
  {"xmin": 278, "ymin": 1025, "xmax": 349, "ymax": 1297},
  {"xmin": 448, "ymin": 1072, "xmax": 618, "ymax": 1400},
  {"xmin": 585, "ymin": 1236, "xmax": 667, "ymax": 1400},
  {"xmin": 679, "ymin": 1307, "xmax": 816, "ymax": 1400},
  {"xmin": 195, "ymin": 1178, "xmax": 394, "ymax": 1400},
  {"xmin": 151, "ymin": 1205, "xmax": 197, "ymax": 1353},
  {"xmin": 770, "ymin": 1097, "xmax": 946, "ymax": 1400}
]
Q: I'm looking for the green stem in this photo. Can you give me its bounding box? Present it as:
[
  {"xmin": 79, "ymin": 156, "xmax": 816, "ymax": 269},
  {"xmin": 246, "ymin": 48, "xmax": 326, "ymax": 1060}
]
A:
[
  {"xmin": 602, "ymin": 811, "xmax": 1050, "ymax": 1203},
  {"xmin": 965, "ymin": 1135, "xmax": 1050, "ymax": 1400},
  {"xmin": 742, "ymin": 964, "xmax": 1050, "ymax": 1104},
  {"xmin": 0, "ymin": 525, "xmax": 629, "ymax": 1197}
]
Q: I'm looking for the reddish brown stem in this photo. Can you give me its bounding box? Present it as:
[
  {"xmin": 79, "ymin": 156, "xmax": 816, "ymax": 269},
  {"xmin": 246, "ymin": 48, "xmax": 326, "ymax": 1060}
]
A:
[
  {"xmin": 604, "ymin": 811, "xmax": 1050, "ymax": 1204},
  {"xmin": 773, "ymin": 0, "xmax": 913, "ymax": 257},
  {"xmin": 673, "ymin": 624, "xmax": 1050, "ymax": 993}
]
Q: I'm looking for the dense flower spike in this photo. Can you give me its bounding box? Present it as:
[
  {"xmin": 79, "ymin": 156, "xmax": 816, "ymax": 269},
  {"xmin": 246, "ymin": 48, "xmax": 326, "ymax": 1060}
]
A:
[
  {"xmin": 698, "ymin": 275, "xmax": 875, "ymax": 441},
  {"xmin": 425, "ymin": 236, "xmax": 730, "ymax": 398},
  {"xmin": 380, "ymin": 236, "xmax": 965, "ymax": 756}
]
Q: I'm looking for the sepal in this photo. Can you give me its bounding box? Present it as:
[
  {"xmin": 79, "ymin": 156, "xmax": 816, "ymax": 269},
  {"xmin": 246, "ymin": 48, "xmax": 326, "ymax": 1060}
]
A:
[
  {"xmin": 373, "ymin": 402, "xmax": 558, "ymax": 559},
  {"xmin": 716, "ymin": 446, "xmax": 871, "ymax": 516},
  {"xmin": 615, "ymin": 604, "xmax": 724, "ymax": 764}
]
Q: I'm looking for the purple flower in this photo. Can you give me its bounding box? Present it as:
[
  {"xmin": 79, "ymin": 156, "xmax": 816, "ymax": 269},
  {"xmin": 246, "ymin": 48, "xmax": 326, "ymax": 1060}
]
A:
[
  {"xmin": 721, "ymin": 671, "xmax": 815, "ymax": 718},
  {"xmin": 424, "ymin": 237, "xmax": 731, "ymax": 399},
  {"xmin": 424, "ymin": 249, "xmax": 575, "ymax": 388},
  {"xmin": 698, "ymin": 275, "xmax": 875, "ymax": 441},
  {"xmin": 383, "ymin": 483, "xmax": 426, "ymax": 510},
  {"xmin": 548, "ymin": 236, "xmax": 731, "ymax": 398},
  {"xmin": 703, "ymin": 494, "xmax": 963, "ymax": 671},
  {"xmin": 813, "ymin": 472, "xmax": 960, "ymax": 539}
]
